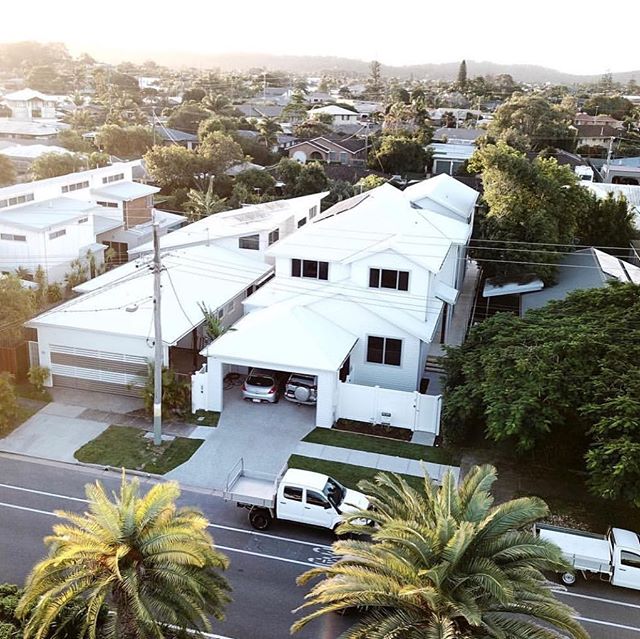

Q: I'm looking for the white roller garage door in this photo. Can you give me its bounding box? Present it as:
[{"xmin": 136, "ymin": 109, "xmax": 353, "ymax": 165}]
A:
[{"xmin": 49, "ymin": 344, "xmax": 148, "ymax": 396}]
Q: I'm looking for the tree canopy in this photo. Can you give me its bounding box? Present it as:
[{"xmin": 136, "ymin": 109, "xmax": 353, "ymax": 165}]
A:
[
  {"xmin": 293, "ymin": 466, "xmax": 586, "ymax": 639},
  {"xmin": 0, "ymin": 274, "xmax": 37, "ymax": 343},
  {"xmin": 31, "ymin": 152, "xmax": 85, "ymax": 180},
  {"xmin": 368, "ymin": 135, "xmax": 427, "ymax": 174},
  {"xmin": 443, "ymin": 283, "xmax": 640, "ymax": 505},
  {"xmin": 144, "ymin": 145, "xmax": 204, "ymax": 191},
  {"xmin": 0, "ymin": 154, "xmax": 16, "ymax": 186},
  {"xmin": 199, "ymin": 131, "xmax": 244, "ymax": 176},
  {"xmin": 167, "ymin": 102, "xmax": 211, "ymax": 134},
  {"xmin": 95, "ymin": 124, "xmax": 154, "ymax": 159}
]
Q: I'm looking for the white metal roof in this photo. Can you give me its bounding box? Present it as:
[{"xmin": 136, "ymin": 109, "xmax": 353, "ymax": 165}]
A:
[
  {"xmin": 270, "ymin": 183, "xmax": 472, "ymax": 274},
  {"xmin": 308, "ymin": 105, "xmax": 359, "ymax": 116},
  {"xmin": 28, "ymin": 244, "xmax": 271, "ymax": 345},
  {"xmin": 404, "ymin": 173, "xmax": 479, "ymax": 221},
  {"xmin": 592, "ymin": 248, "xmax": 640, "ymax": 284},
  {"xmin": 203, "ymin": 302, "xmax": 358, "ymax": 372},
  {"xmin": 129, "ymin": 193, "xmax": 328, "ymax": 255},
  {"xmin": 91, "ymin": 182, "xmax": 159, "ymax": 201},
  {"xmin": 0, "ymin": 198, "xmax": 99, "ymax": 230},
  {"xmin": 3, "ymin": 89, "xmax": 58, "ymax": 101},
  {"xmin": 0, "ymin": 144, "xmax": 70, "ymax": 159},
  {"xmin": 0, "ymin": 119, "xmax": 61, "ymax": 137}
]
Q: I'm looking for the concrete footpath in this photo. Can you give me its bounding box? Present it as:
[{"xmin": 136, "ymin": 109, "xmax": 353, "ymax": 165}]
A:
[{"xmin": 294, "ymin": 441, "xmax": 460, "ymax": 484}]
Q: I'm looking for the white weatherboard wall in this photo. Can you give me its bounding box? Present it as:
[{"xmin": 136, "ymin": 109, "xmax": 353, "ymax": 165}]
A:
[{"xmin": 337, "ymin": 381, "xmax": 442, "ymax": 434}]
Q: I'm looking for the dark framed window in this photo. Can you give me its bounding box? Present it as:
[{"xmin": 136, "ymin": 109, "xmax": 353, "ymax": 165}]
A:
[
  {"xmin": 297, "ymin": 217, "xmax": 307, "ymax": 228},
  {"xmin": 366, "ymin": 336, "xmax": 402, "ymax": 366},
  {"xmin": 49, "ymin": 229, "xmax": 66, "ymax": 240},
  {"xmin": 268, "ymin": 228, "xmax": 280, "ymax": 245},
  {"xmin": 292, "ymin": 259, "xmax": 328, "ymax": 280},
  {"xmin": 239, "ymin": 234, "xmax": 260, "ymax": 250},
  {"xmin": 621, "ymin": 551, "xmax": 640, "ymax": 569},
  {"xmin": 369, "ymin": 268, "xmax": 409, "ymax": 291},
  {"xmin": 283, "ymin": 486, "xmax": 303, "ymax": 502},
  {"xmin": 306, "ymin": 490, "xmax": 328, "ymax": 507}
]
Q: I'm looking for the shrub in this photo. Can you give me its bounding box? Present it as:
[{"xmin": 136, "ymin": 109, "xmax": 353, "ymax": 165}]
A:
[
  {"xmin": 27, "ymin": 366, "xmax": 49, "ymax": 394},
  {"xmin": 143, "ymin": 365, "xmax": 190, "ymax": 416},
  {"xmin": 0, "ymin": 374, "xmax": 20, "ymax": 438}
]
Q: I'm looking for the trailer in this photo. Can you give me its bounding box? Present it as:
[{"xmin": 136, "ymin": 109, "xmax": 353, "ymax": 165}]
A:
[
  {"xmin": 537, "ymin": 523, "xmax": 640, "ymax": 590},
  {"xmin": 223, "ymin": 458, "xmax": 370, "ymax": 531}
]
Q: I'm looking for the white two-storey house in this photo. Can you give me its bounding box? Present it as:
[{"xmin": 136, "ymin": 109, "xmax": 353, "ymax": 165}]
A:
[{"xmin": 196, "ymin": 175, "xmax": 478, "ymax": 433}]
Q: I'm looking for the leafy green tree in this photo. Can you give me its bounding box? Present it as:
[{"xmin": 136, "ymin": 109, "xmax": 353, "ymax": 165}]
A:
[
  {"xmin": 182, "ymin": 87, "xmax": 206, "ymax": 103},
  {"xmin": 443, "ymin": 283, "xmax": 640, "ymax": 501},
  {"xmin": 583, "ymin": 95, "xmax": 634, "ymax": 121},
  {"xmin": 235, "ymin": 136, "xmax": 277, "ymax": 167},
  {"xmin": 292, "ymin": 119, "xmax": 332, "ymax": 139},
  {"xmin": 293, "ymin": 466, "xmax": 587, "ymax": 639},
  {"xmin": 197, "ymin": 115, "xmax": 240, "ymax": 140},
  {"xmin": 87, "ymin": 152, "xmax": 110, "ymax": 169},
  {"xmin": 488, "ymin": 94, "xmax": 575, "ymax": 151},
  {"xmin": 167, "ymin": 102, "xmax": 211, "ymax": 134},
  {"xmin": 199, "ymin": 131, "xmax": 245, "ymax": 177},
  {"xmin": 234, "ymin": 168, "xmax": 276, "ymax": 195},
  {"xmin": 95, "ymin": 124, "xmax": 154, "ymax": 159},
  {"xmin": 185, "ymin": 177, "xmax": 229, "ymax": 222},
  {"xmin": 282, "ymin": 90, "xmax": 309, "ymax": 122},
  {"xmin": 64, "ymin": 108, "xmax": 96, "ymax": 133},
  {"xmin": 31, "ymin": 152, "xmax": 85, "ymax": 180},
  {"xmin": 354, "ymin": 174, "xmax": 386, "ymax": 192},
  {"xmin": 144, "ymin": 145, "xmax": 204, "ymax": 191},
  {"xmin": 57, "ymin": 129, "xmax": 94, "ymax": 153},
  {"xmin": 324, "ymin": 179, "xmax": 354, "ymax": 208},
  {"xmin": 294, "ymin": 162, "xmax": 329, "ymax": 196},
  {"xmin": 368, "ymin": 135, "xmax": 427, "ymax": 174},
  {"xmin": 0, "ymin": 274, "xmax": 36, "ymax": 343},
  {"xmin": 0, "ymin": 154, "xmax": 16, "ymax": 186},
  {"xmin": 365, "ymin": 59, "xmax": 384, "ymax": 100},
  {"xmin": 576, "ymin": 191, "xmax": 637, "ymax": 251},
  {"xmin": 26, "ymin": 65, "xmax": 63, "ymax": 93},
  {"xmin": 0, "ymin": 373, "xmax": 20, "ymax": 438},
  {"xmin": 256, "ymin": 117, "xmax": 281, "ymax": 149},
  {"xmin": 275, "ymin": 158, "xmax": 302, "ymax": 195},
  {"xmin": 469, "ymin": 142, "xmax": 586, "ymax": 282},
  {"xmin": 457, "ymin": 59, "xmax": 468, "ymax": 89},
  {"xmin": 17, "ymin": 476, "xmax": 231, "ymax": 639}
]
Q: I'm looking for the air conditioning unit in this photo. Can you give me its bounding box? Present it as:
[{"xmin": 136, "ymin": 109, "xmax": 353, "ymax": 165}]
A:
[{"xmin": 378, "ymin": 411, "xmax": 392, "ymax": 426}]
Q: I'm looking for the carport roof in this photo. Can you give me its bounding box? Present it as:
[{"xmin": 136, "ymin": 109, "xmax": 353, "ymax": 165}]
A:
[{"xmin": 202, "ymin": 303, "xmax": 358, "ymax": 372}]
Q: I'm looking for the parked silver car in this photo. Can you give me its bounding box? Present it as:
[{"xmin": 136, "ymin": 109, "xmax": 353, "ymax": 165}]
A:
[
  {"xmin": 242, "ymin": 369, "xmax": 283, "ymax": 403},
  {"xmin": 284, "ymin": 373, "xmax": 318, "ymax": 405}
]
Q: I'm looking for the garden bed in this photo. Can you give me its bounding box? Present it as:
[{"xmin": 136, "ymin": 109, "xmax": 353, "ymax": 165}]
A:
[{"xmin": 334, "ymin": 418, "xmax": 412, "ymax": 441}]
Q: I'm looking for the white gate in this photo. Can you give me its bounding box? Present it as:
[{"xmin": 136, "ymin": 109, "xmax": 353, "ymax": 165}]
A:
[{"xmin": 336, "ymin": 382, "xmax": 442, "ymax": 435}]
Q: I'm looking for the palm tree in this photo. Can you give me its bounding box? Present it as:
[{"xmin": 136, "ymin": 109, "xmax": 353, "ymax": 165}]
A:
[
  {"xmin": 292, "ymin": 465, "xmax": 588, "ymax": 639},
  {"xmin": 18, "ymin": 475, "xmax": 231, "ymax": 639},
  {"xmin": 185, "ymin": 176, "xmax": 229, "ymax": 222},
  {"xmin": 256, "ymin": 117, "xmax": 282, "ymax": 150}
]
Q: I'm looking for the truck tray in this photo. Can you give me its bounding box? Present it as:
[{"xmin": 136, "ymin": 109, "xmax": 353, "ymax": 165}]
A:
[{"xmin": 223, "ymin": 458, "xmax": 285, "ymax": 509}]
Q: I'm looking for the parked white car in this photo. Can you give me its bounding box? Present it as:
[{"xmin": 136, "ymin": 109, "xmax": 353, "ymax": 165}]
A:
[{"xmin": 284, "ymin": 373, "xmax": 317, "ymax": 405}]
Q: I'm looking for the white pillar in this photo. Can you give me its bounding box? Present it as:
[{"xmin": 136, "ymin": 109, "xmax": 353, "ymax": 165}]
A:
[
  {"xmin": 206, "ymin": 358, "xmax": 224, "ymax": 412},
  {"xmin": 316, "ymin": 371, "xmax": 337, "ymax": 428}
]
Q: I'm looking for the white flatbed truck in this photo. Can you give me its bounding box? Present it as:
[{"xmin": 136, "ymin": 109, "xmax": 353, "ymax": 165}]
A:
[
  {"xmin": 223, "ymin": 458, "xmax": 370, "ymax": 531},
  {"xmin": 537, "ymin": 523, "xmax": 640, "ymax": 590}
]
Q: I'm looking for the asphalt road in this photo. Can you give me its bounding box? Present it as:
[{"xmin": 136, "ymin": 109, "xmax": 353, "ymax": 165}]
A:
[{"xmin": 0, "ymin": 454, "xmax": 638, "ymax": 639}]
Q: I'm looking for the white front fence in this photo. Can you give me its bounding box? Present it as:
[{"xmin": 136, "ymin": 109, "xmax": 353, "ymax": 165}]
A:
[
  {"xmin": 191, "ymin": 364, "xmax": 208, "ymax": 413},
  {"xmin": 336, "ymin": 382, "xmax": 442, "ymax": 435}
]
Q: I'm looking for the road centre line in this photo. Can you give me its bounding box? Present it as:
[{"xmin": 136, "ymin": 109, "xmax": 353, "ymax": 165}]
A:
[
  {"xmin": 555, "ymin": 589, "xmax": 640, "ymax": 610},
  {"xmin": 0, "ymin": 482, "xmax": 333, "ymax": 550},
  {"xmin": 0, "ymin": 501, "xmax": 321, "ymax": 568}
]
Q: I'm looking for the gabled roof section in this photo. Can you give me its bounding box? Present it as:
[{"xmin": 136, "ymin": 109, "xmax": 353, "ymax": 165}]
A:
[
  {"xmin": 3, "ymin": 88, "xmax": 57, "ymax": 101},
  {"xmin": 404, "ymin": 173, "xmax": 479, "ymax": 221}
]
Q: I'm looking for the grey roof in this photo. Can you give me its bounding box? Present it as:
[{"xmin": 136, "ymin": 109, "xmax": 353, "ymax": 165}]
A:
[
  {"xmin": 236, "ymin": 104, "xmax": 284, "ymax": 119},
  {"xmin": 153, "ymin": 125, "xmax": 198, "ymax": 142},
  {"xmin": 433, "ymin": 127, "xmax": 484, "ymax": 142},
  {"xmin": 520, "ymin": 249, "xmax": 607, "ymax": 313}
]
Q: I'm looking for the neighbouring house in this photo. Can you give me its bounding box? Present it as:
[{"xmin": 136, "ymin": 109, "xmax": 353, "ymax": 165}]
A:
[
  {"xmin": 307, "ymin": 105, "xmax": 361, "ymax": 126},
  {"xmin": 520, "ymin": 248, "xmax": 640, "ymax": 314},
  {"xmin": 288, "ymin": 136, "xmax": 368, "ymax": 166},
  {"xmin": 600, "ymin": 163, "xmax": 640, "ymax": 185},
  {"xmin": 432, "ymin": 127, "xmax": 484, "ymax": 145},
  {"xmin": 194, "ymin": 175, "xmax": 479, "ymax": 435},
  {"xmin": 574, "ymin": 113, "xmax": 624, "ymax": 129},
  {"xmin": 26, "ymin": 244, "xmax": 273, "ymax": 396},
  {"xmin": 225, "ymin": 161, "xmax": 265, "ymax": 177},
  {"xmin": 0, "ymin": 119, "xmax": 63, "ymax": 141},
  {"xmin": 152, "ymin": 124, "xmax": 199, "ymax": 150},
  {"xmin": 583, "ymin": 182, "xmax": 640, "ymax": 229},
  {"xmin": 2, "ymin": 88, "xmax": 58, "ymax": 120},
  {"xmin": 0, "ymin": 162, "xmax": 184, "ymax": 280},
  {"xmin": 429, "ymin": 142, "xmax": 476, "ymax": 176},
  {"xmin": 236, "ymin": 104, "xmax": 284, "ymax": 120},
  {"xmin": 0, "ymin": 143, "xmax": 71, "ymax": 177},
  {"xmin": 573, "ymin": 124, "xmax": 619, "ymax": 151},
  {"xmin": 129, "ymin": 192, "xmax": 328, "ymax": 261}
]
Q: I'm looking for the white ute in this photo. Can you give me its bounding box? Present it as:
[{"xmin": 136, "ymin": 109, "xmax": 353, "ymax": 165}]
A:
[
  {"xmin": 223, "ymin": 459, "xmax": 370, "ymax": 531},
  {"xmin": 537, "ymin": 523, "xmax": 640, "ymax": 590}
]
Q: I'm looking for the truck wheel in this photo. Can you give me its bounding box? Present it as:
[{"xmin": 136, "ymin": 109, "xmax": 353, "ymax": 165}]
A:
[
  {"xmin": 561, "ymin": 572, "xmax": 577, "ymax": 586},
  {"xmin": 249, "ymin": 509, "xmax": 272, "ymax": 530}
]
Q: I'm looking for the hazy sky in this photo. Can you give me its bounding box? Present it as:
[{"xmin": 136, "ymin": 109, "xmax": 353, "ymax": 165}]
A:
[{"xmin": 1, "ymin": 0, "xmax": 639, "ymax": 74}]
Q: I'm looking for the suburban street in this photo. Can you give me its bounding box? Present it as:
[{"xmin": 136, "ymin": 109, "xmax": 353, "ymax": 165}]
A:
[{"xmin": 0, "ymin": 454, "xmax": 638, "ymax": 639}]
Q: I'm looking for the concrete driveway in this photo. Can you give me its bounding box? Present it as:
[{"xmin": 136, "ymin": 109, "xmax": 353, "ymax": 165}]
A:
[
  {"xmin": 167, "ymin": 389, "xmax": 316, "ymax": 490},
  {"xmin": 0, "ymin": 403, "xmax": 109, "ymax": 463}
]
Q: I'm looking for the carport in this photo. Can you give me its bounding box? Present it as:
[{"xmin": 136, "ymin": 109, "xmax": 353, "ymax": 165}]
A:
[{"xmin": 195, "ymin": 303, "xmax": 358, "ymax": 427}]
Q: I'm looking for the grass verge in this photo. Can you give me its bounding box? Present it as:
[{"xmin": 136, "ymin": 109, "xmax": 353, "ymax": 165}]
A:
[
  {"xmin": 74, "ymin": 425, "xmax": 203, "ymax": 475},
  {"xmin": 288, "ymin": 454, "xmax": 424, "ymax": 492},
  {"xmin": 0, "ymin": 405, "xmax": 40, "ymax": 439},
  {"xmin": 303, "ymin": 428, "xmax": 460, "ymax": 465}
]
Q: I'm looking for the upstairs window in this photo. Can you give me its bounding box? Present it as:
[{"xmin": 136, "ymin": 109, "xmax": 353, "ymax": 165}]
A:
[
  {"xmin": 77, "ymin": 217, "xmax": 88, "ymax": 224},
  {"xmin": 102, "ymin": 173, "xmax": 125, "ymax": 184},
  {"xmin": 297, "ymin": 217, "xmax": 307, "ymax": 228},
  {"xmin": 238, "ymin": 234, "xmax": 260, "ymax": 250},
  {"xmin": 369, "ymin": 268, "xmax": 409, "ymax": 291},
  {"xmin": 268, "ymin": 228, "xmax": 280, "ymax": 245},
  {"xmin": 97, "ymin": 200, "xmax": 118, "ymax": 208},
  {"xmin": 61, "ymin": 181, "xmax": 89, "ymax": 193},
  {"xmin": 49, "ymin": 229, "xmax": 66, "ymax": 240},
  {"xmin": 292, "ymin": 259, "xmax": 328, "ymax": 280},
  {"xmin": 366, "ymin": 336, "xmax": 402, "ymax": 366},
  {"xmin": 0, "ymin": 233, "xmax": 26, "ymax": 242},
  {"xmin": 308, "ymin": 205, "xmax": 318, "ymax": 219}
]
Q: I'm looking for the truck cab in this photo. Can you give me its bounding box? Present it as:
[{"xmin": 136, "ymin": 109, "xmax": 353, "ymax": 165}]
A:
[
  {"xmin": 610, "ymin": 528, "xmax": 640, "ymax": 590},
  {"xmin": 275, "ymin": 469, "xmax": 369, "ymax": 530}
]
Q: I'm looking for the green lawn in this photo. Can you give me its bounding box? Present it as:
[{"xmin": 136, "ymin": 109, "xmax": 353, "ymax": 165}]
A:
[
  {"xmin": 0, "ymin": 405, "xmax": 40, "ymax": 439},
  {"xmin": 303, "ymin": 428, "xmax": 460, "ymax": 465},
  {"xmin": 74, "ymin": 425, "xmax": 203, "ymax": 475},
  {"xmin": 288, "ymin": 455, "xmax": 424, "ymax": 492},
  {"xmin": 190, "ymin": 410, "xmax": 220, "ymax": 427}
]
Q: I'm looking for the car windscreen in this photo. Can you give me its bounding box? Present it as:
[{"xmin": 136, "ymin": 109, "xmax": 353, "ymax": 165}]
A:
[
  {"xmin": 247, "ymin": 375, "xmax": 274, "ymax": 387},
  {"xmin": 323, "ymin": 477, "xmax": 345, "ymax": 509},
  {"xmin": 289, "ymin": 376, "xmax": 314, "ymax": 388}
]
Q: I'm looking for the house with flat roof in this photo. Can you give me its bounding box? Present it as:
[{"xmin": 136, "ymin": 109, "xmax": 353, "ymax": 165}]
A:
[
  {"xmin": 194, "ymin": 175, "xmax": 479, "ymax": 434},
  {"xmin": 0, "ymin": 161, "xmax": 184, "ymax": 280}
]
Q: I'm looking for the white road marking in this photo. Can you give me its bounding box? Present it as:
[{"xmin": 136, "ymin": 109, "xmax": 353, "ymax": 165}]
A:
[
  {"xmin": 0, "ymin": 501, "xmax": 321, "ymax": 568},
  {"xmin": 0, "ymin": 481, "xmax": 333, "ymax": 549},
  {"xmin": 556, "ymin": 589, "xmax": 640, "ymax": 610},
  {"xmin": 576, "ymin": 616, "xmax": 640, "ymax": 633}
]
